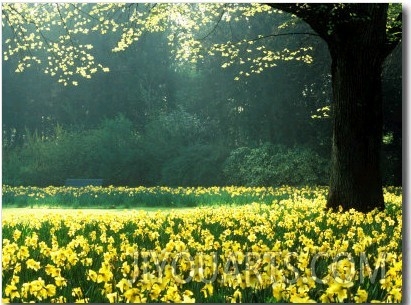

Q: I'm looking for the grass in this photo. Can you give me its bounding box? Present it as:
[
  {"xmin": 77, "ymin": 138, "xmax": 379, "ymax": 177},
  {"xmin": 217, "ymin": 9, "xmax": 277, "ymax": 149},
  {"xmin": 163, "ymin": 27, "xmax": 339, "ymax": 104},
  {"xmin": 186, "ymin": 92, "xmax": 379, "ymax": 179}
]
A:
[
  {"xmin": 2, "ymin": 185, "xmax": 299, "ymax": 209},
  {"xmin": 2, "ymin": 206, "xmax": 191, "ymax": 216}
]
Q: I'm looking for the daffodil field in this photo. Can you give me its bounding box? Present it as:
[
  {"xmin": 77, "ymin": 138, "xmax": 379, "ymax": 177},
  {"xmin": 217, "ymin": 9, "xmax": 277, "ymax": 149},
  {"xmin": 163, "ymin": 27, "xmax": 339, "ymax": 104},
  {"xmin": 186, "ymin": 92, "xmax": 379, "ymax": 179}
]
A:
[
  {"xmin": 2, "ymin": 185, "xmax": 296, "ymax": 208},
  {"xmin": 2, "ymin": 186, "xmax": 402, "ymax": 303}
]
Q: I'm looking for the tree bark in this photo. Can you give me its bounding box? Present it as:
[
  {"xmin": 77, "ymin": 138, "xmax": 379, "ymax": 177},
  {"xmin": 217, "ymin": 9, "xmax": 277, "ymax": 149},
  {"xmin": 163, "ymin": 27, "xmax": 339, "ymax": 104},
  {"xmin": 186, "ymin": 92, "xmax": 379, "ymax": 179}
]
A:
[
  {"xmin": 326, "ymin": 5, "xmax": 389, "ymax": 212},
  {"xmin": 327, "ymin": 44, "xmax": 385, "ymax": 212}
]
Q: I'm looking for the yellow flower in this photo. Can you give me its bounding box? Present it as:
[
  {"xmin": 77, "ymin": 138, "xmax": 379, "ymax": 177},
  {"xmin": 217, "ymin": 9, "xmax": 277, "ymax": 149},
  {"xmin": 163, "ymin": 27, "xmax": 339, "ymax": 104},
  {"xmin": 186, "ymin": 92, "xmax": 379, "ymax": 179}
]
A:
[
  {"xmin": 201, "ymin": 283, "xmax": 214, "ymax": 298},
  {"xmin": 161, "ymin": 284, "xmax": 180, "ymax": 302},
  {"xmin": 182, "ymin": 290, "xmax": 195, "ymax": 303},
  {"xmin": 289, "ymin": 295, "xmax": 317, "ymax": 303},
  {"xmin": 107, "ymin": 292, "xmax": 118, "ymax": 303},
  {"xmin": 247, "ymin": 233, "xmax": 257, "ymax": 242},
  {"xmin": 45, "ymin": 264, "xmax": 61, "ymax": 277},
  {"xmin": 272, "ymin": 282, "xmax": 285, "ymax": 301},
  {"xmin": 231, "ymin": 289, "xmax": 242, "ymax": 303},
  {"xmin": 5, "ymin": 284, "xmax": 20, "ymax": 300},
  {"xmin": 81, "ymin": 257, "xmax": 93, "ymax": 266},
  {"xmin": 72, "ymin": 287, "xmax": 83, "ymax": 298},
  {"xmin": 55, "ymin": 276, "xmax": 67, "ymax": 287},
  {"xmin": 87, "ymin": 269, "xmax": 98, "ymax": 282},
  {"xmin": 10, "ymin": 275, "xmax": 20, "ymax": 285},
  {"xmin": 354, "ymin": 288, "xmax": 368, "ymax": 303},
  {"xmin": 97, "ymin": 265, "xmax": 113, "ymax": 283},
  {"xmin": 121, "ymin": 261, "xmax": 131, "ymax": 277},
  {"xmin": 26, "ymin": 258, "xmax": 41, "ymax": 271},
  {"xmin": 124, "ymin": 288, "xmax": 146, "ymax": 303},
  {"xmin": 326, "ymin": 281, "xmax": 353, "ymax": 302},
  {"xmin": 24, "ymin": 232, "xmax": 39, "ymax": 248},
  {"xmin": 2, "ymin": 253, "xmax": 12, "ymax": 270},
  {"xmin": 17, "ymin": 246, "xmax": 30, "ymax": 260},
  {"xmin": 51, "ymin": 296, "xmax": 67, "ymax": 303},
  {"xmin": 67, "ymin": 251, "xmax": 78, "ymax": 266},
  {"xmin": 150, "ymin": 283, "xmax": 162, "ymax": 300},
  {"xmin": 379, "ymin": 278, "xmax": 391, "ymax": 290},
  {"xmin": 388, "ymin": 287, "xmax": 402, "ymax": 302},
  {"xmin": 13, "ymin": 229, "xmax": 22, "ymax": 241},
  {"xmin": 45, "ymin": 284, "xmax": 56, "ymax": 297},
  {"xmin": 0, "ymin": 185, "xmax": 402, "ymax": 303},
  {"xmin": 115, "ymin": 278, "xmax": 131, "ymax": 293},
  {"xmin": 74, "ymin": 297, "xmax": 90, "ymax": 303},
  {"xmin": 89, "ymin": 231, "xmax": 97, "ymax": 241},
  {"xmin": 39, "ymin": 241, "xmax": 51, "ymax": 257},
  {"xmin": 26, "ymin": 277, "xmax": 48, "ymax": 300}
]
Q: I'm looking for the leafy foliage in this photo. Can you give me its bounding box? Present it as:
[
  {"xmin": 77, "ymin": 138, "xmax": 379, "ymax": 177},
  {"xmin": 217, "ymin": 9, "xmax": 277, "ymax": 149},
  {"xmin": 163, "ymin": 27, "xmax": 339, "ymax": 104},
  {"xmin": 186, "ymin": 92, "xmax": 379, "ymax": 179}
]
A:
[
  {"xmin": 161, "ymin": 144, "xmax": 228, "ymax": 187},
  {"xmin": 224, "ymin": 143, "xmax": 329, "ymax": 186},
  {"xmin": 2, "ymin": 3, "xmax": 402, "ymax": 191},
  {"xmin": 3, "ymin": 116, "xmax": 146, "ymax": 186},
  {"xmin": 2, "ymin": 3, "xmax": 317, "ymax": 85},
  {"xmin": 3, "ymin": 3, "xmax": 111, "ymax": 85}
]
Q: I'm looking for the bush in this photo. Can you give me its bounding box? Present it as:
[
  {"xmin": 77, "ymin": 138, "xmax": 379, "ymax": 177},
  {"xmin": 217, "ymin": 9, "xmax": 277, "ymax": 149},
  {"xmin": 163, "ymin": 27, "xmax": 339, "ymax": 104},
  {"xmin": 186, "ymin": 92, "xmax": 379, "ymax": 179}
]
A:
[
  {"xmin": 142, "ymin": 108, "xmax": 208, "ymax": 184},
  {"xmin": 2, "ymin": 115, "xmax": 147, "ymax": 186},
  {"xmin": 223, "ymin": 143, "xmax": 329, "ymax": 186},
  {"xmin": 161, "ymin": 144, "xmax": 228, "ymax": 186}
]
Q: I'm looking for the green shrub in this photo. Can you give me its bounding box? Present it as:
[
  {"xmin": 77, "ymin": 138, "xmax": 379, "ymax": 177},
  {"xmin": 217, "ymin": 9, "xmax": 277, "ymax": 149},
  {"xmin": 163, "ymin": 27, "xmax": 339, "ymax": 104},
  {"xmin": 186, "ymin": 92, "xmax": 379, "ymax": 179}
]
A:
[
  {"xmin": 141, "ymin": 108, "xmax": 210, "ymax": 185},
  {"xmin": 223, "ymin": 143, "xmax": 330, "ymax": 186},
  {"xmin": 161, "ymin": 144, "xmax": 228, "ymax": 187},
  {"xmin": 2, "ymin": 115, "xmax": 147, "ymax": 186}
]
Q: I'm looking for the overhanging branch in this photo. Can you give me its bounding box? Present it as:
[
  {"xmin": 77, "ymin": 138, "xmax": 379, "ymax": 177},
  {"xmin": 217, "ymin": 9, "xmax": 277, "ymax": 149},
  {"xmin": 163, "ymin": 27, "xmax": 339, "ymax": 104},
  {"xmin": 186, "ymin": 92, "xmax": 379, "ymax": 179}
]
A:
[
  {"xmin": 224, "ymin": 31, "xmax": 320, "ymax": 47},
  {"xmin": 197, "ymin": 4, "xmax": 227, "ymax": 41}
]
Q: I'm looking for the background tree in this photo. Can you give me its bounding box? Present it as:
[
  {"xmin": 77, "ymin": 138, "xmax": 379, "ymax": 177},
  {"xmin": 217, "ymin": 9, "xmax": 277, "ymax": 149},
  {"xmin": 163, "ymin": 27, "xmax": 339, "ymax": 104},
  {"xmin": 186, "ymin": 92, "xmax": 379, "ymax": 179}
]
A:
[{"xmin": 2, "ymin": 3, "xmax": 401, "ymax": 212}]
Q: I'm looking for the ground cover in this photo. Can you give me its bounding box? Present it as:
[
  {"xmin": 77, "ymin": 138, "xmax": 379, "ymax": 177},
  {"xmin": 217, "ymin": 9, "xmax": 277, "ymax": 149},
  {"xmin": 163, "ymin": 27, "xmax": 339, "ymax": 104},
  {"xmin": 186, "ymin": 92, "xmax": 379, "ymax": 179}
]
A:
[
  {"xmin": 2, "ymin": 186, "xmax": 402, "ymax": 303},
  {"xmin": 2, "ymin": 185, "xmax": 299, "ymax": 209}
]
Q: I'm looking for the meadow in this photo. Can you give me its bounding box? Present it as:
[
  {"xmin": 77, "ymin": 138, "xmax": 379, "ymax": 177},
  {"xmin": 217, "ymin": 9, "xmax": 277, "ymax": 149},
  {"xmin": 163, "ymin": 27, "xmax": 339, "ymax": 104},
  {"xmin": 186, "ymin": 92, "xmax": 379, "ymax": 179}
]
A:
[
  {"xmin": 2, "ymin": 185, "xmax": 402, "ymax": 303},
  {"xmin": 2, "ymin": 185, "xmax": 297, "ymax": 209}
]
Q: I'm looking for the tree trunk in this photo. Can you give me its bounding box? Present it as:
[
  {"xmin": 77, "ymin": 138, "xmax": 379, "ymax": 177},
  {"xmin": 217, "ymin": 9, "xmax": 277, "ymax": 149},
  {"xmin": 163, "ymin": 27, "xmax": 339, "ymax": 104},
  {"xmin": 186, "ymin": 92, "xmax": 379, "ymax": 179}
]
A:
[
  {"xmin": 267, "ymin": 4, "xmax": 398, "ymax": 212},
  {"xmin": 327, "ymin": 49, "xmax": 385, "ymax": 212},
  {"xmin": 326, "ymin": 8, "xmax": 388, "ymax": 212}
]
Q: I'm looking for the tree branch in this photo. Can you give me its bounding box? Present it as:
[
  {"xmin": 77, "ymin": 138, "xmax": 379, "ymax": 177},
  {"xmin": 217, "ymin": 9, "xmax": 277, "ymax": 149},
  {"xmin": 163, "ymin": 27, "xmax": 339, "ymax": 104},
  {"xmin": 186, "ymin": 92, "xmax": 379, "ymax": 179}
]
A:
[
  {"xmin": 265, "ymin": 3, "xmax": 335, "ymax": 42},
  {"xmin": 197, "ymin": 4, "xmax": 227, "ymax": 41},
  {"xmin": 221, "ymin": 31, "xmax": 320, "ymax": 47}
]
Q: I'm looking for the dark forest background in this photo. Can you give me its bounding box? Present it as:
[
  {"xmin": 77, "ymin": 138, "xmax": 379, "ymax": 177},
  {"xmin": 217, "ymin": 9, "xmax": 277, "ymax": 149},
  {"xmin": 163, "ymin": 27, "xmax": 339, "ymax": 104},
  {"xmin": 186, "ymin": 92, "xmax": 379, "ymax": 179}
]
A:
[{"xmin": 2, "ymin": 10, "xmax": 402, "ymax": 187}]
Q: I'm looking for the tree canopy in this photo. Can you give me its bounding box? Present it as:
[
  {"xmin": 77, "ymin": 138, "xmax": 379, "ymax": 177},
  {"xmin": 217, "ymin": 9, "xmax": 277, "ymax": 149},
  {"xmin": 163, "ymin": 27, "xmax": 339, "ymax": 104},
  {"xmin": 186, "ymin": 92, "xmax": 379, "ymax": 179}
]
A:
[
  {"xmin": 2, "ymin": 3, "xmax": 402, "ymax": 211},
  {"xmin": 2, "ymin": 3, "xmax": 319, "ymax": 85}
]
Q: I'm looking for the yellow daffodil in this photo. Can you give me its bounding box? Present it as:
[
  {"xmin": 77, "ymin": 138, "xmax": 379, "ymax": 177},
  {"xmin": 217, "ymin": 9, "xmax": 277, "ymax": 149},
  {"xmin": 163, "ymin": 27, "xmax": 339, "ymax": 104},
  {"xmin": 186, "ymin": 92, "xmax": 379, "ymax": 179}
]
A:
[
  {"xmin": 5, "ymin": 284, "xmax": 20, "ymax": 300},
  {"xmin": 45, "ymin": 264, "xmax": 61, "ymax": 277},
  {"xmin": 121, "ymin": 261, "xmax": 131, "ymax": 277},
  {"xmin": 325, "ymin": 281, "xmax": 353, "ymax": 302},
  {"xmin": 13, "ymin": 229, "xmax": 22, "ymax": 241},
  {"xmin": 124, "ymin": 288, "xmax": 146, "ymax": 303},
  {"xmin": 182, "ymin": 290, "xmax": 195, "ymax": 303},
  {"xmin": 54, "ymin": 276, "xmax": 67, "ymax": 287},
  {"xmin": 74, "ymin": 297, "xmax": 90, "ymax": 303},
  {"xmin": 45, "ymin": 284, "xmax": 57, "ymax": 297},
  {"xmin": 289, "ymin": 294, "xmax": 317, "ymax": 303},
  {"xmin": 354, "ymin": 288, "xmax": 368, "ymax": 303},
  {"xmin": 26, "ymin": 258, "xmax": 41, "ymax": 271},
  {"xmin": 17, "ymin": 246, "xmax": 30, "ymax": 260},
  {"xmin": 87, "ymin": 269, "xmax": 97, "ymax": 282},
  {"xmin": 72, "ymin": 287, "xmax": 83, "ymax": 298},
  {"xmin": 116, "ymin": 278, "xmax": 131, "ymax": 293},
  {"xmin": 1, "ymin": 185, "xmax": 402, "ymax": 303},
  {"xmin": 201, "ymin": 283, "xmax": 214, "ymax": 298},
  {"xmin": 106, "ymin": 292, "xmax": 118, "ymax": 303},
  {"xmin": 149, "ymin": 283, "xmax": 162, "ymax": 300}
]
